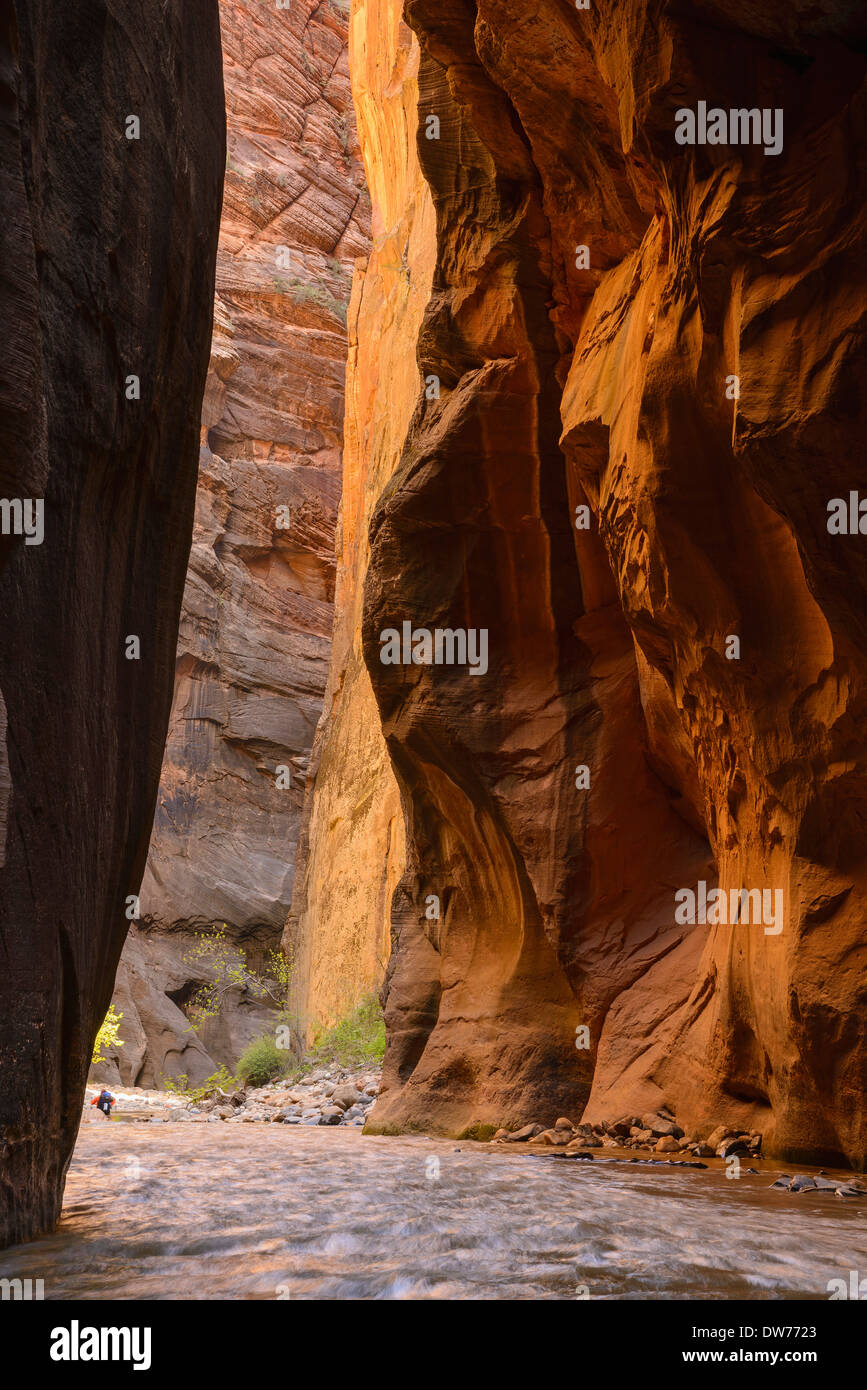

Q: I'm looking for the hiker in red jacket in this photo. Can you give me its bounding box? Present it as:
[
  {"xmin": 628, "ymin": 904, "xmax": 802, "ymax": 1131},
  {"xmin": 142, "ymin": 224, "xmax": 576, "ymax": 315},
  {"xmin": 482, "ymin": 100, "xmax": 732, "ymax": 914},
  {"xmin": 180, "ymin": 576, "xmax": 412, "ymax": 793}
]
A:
[{"xmin": 91, "ymin": 1088, "xmax": 115, "ymax": 1119}]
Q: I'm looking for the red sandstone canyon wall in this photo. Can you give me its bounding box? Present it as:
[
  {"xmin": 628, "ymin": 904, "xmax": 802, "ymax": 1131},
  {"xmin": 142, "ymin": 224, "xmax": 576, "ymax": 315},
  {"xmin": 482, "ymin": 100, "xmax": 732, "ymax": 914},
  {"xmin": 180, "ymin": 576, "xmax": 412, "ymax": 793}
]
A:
[
  {"xmin": 101, "ymin": 0, "xmax": 370, "ymax": 1086},
  {"xmin": 286, "ymin": 0, "xmax": 434, "ymax": 1038},
  {"xmin": 0, "ymin": 0, "xmax": 224, "ymax": 1245},
  {"xmin": 360, "ymin": 0, "xmax": 867, "ymax": 1166}
]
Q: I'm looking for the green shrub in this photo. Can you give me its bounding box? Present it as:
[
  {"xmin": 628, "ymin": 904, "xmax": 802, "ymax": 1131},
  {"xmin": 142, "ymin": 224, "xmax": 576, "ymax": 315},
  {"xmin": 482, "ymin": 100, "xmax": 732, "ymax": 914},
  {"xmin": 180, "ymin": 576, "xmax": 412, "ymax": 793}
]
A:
[
  {"xmin": 162, "ymin": 1065, "xmax": 239, "ymax": 1102},
  {"xmin": 458, "ymin": 1122, "xmax": 497, "ymax": 1143},
  {"xmin": 308, "ymin": 993, "xmax": 385, "ymax": 1069},
  {"xmin": 237, "ymin": 1034, "xmax": 286, "ymax": 1088}
]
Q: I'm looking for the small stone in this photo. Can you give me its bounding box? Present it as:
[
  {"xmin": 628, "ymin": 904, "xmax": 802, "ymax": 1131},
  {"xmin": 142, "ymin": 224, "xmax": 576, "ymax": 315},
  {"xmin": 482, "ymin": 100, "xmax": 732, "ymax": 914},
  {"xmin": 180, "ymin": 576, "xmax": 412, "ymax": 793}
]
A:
[
  {"xmin": 717, "ymin": 1138, "xmax": 751, "ymax": 1158},
  {"xmin": 706, "ymin": 1125, "xmax": 737, "ymax": 1150},
  {"xmin": 655, "ymin": 1136, "xmax": 680, "ymax": 1153},
  {"xmin": 789, "ymin": 1174, "xmax": 817, "ymax": 1192},
  {"xmin": 692, "ymin": 1143, "xmax": 714, "ymax": 1158},
  {"xmin": 535, "ymin": 1128, "xmax": 570, "ymax": 1145},
  {"xmin": 504, "ymin": 1123, "xmax": 544, "ymax": 1142},
  {"xmin": 606, "ymin": 1118, "xmax": 633, "ymax": 1138},
  {"xmin": 642, "ymin": 1114, "xmax": 683, "ymax": 1139},
  {"xmin": 554, "ymin": 1116, "xmax": 574, "ymax": 1131},
  {"xmin": 331, "ymin": 1084, "xmax": 361, "ymax": 1111}
]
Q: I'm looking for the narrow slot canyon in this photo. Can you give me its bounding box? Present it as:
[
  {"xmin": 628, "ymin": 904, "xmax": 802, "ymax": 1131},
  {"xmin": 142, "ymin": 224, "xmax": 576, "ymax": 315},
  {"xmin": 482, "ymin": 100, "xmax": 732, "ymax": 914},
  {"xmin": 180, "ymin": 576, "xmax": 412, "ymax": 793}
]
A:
[{"xmin": 1, "ymin": 0, "xmax": 866, "ymax": 1317}]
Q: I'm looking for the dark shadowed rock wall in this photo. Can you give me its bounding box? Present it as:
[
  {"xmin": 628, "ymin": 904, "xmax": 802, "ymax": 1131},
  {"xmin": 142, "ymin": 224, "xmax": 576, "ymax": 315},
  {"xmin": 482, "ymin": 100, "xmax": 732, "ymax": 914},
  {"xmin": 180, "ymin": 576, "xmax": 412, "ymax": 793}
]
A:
[{"xmin": 0, "ymin": 0, "xmax": 224, "ymax": 1246}]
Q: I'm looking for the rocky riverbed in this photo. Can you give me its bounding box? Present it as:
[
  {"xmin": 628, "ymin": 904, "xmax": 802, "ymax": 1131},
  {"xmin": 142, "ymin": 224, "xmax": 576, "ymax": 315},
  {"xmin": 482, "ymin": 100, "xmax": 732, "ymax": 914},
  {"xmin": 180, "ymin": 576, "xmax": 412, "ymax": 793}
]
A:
[
  {"xmin": 84, "ymin": 1083, "xmax": 867, "ymax": 1203},
  {"xmin": 489, "ymin": 1109, "xmax": 867, "ymax": 1201},
  {"xmin": 84, "ymin": 1066, "xmax": 380, "ymax": 1129}
]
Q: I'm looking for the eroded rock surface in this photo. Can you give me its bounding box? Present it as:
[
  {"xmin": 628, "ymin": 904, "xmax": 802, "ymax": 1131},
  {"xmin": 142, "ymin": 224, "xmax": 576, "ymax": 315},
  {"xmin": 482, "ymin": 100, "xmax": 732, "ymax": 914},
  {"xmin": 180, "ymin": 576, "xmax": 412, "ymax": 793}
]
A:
[
  {"xmin": 286, "ymin": 0, "xmax": 435, "ymax": 1036},
  {"xmin": 0, "ymin": 0, "xmax": 224, "ymax": 1246},
  {"xmin": 110, "ymin": 0, "xmax": 369, "ymax": 1071},
  {"xmin": 360, "ymin": 0, "xmax": 867, "ymax": 1165}
]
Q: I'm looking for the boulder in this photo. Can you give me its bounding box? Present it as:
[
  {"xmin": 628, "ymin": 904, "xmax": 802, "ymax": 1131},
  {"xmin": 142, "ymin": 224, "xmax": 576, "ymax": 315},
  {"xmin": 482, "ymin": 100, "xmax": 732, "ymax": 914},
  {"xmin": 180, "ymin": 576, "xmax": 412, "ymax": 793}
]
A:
[
  {"xmin": 331, "ymin": 1084, "xmax": 362, "ymax": 1112},
  {"xmin": 655, "ymin": 1136, "xmax": 680, "ymax": 1154},
  {"xmin": 707, "ymin": 1126, "xmax": 738, "ymax": 1150},
  {"xmin": 504, "ymin": 1124, "xmax": 544, "ymax": 1142},
  {"xmin": 789, "ymin": 1175, "xmax": 817, "ymax": 1193}
]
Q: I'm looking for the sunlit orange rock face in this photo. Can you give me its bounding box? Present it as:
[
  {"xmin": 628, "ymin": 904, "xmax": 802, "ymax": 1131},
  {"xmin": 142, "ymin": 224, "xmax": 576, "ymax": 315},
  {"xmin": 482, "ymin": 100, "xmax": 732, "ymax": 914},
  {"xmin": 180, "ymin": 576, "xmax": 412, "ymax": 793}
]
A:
[
  {"xmin": 361, "ymin": 0, "xmax": 867, "ymax": 1163},
  {"xmin": 287, "ymin": 0, "xmax": 434, "ymax": 1035},
  {"xmin": 111, "ymin": 0, "xmax": 370, "ymax": 1082}
]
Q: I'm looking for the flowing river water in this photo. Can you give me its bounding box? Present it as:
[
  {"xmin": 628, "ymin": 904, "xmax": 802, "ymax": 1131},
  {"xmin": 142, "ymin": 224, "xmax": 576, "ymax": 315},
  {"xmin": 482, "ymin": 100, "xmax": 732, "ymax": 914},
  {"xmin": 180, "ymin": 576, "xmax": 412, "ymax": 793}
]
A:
[{"xmin": 5, "ymin": 1126, "xmax": 867, "ymax": 1300}]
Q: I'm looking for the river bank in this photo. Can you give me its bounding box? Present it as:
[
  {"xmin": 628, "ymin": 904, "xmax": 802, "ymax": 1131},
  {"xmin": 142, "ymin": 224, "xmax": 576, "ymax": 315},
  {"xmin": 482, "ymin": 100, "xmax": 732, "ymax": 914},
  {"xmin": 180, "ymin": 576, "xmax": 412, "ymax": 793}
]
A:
[{"xmin": 84, "ymin": 1064, "xmax": 381, "ymax": 1129}]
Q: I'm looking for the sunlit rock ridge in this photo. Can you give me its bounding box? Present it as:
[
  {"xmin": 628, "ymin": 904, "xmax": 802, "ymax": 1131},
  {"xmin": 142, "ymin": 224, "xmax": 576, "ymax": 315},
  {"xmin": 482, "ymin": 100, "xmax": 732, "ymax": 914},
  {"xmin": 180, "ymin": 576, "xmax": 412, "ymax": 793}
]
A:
[
  {"xmin": 286, "ymin": 0, "xmax": 435, "ymax": 1038},
  {"xmin": 315, "ymin": 0, "xmax": 867, "ymax": 1165}
]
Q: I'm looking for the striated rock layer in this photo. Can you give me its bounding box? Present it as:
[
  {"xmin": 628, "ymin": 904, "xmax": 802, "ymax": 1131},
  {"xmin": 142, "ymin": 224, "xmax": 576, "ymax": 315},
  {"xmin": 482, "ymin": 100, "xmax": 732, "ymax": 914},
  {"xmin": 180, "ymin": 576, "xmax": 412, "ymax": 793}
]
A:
[
  {"xmin": 0, "ymin": 0, "xmax": 224, "ymax": 1245},
  {"xmin": 286, "ymin": 0, "xmax": 434, "ymax": 1036},
  {"xmin": 361, "ymin": 0, "xmax": 867, "ymax": 1164},
  {"xmin": 107, "ymin": 0, "xmax": 369, "ymax": 1083}
]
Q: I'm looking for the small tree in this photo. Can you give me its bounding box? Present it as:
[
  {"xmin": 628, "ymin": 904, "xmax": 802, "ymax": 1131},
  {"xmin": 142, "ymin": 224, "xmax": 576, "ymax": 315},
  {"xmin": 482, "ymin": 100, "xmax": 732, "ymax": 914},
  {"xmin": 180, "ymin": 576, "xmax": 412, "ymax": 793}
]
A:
[
  {"xmin": 182, "ymin": 927, "xmax": 294, "ymax": 1032},
  {"xmin": 92, "ymin": 1005, "xmax": 125, "ymax": 1065}
]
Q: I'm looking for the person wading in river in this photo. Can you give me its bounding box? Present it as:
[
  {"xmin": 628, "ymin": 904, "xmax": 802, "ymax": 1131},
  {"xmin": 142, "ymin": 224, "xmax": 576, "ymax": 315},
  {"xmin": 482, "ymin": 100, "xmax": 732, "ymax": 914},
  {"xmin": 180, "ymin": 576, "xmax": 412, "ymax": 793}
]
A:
[{"xmin": 91, "ymin": 1088, "xmax": 115, "ymax": 1120}]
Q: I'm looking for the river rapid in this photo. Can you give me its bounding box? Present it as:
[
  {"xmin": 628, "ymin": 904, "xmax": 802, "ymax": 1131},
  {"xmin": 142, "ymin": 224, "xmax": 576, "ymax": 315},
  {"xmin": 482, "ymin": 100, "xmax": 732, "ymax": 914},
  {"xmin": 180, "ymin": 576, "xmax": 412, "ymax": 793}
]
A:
[{"xmin": 5, "ymin": 1126, "xmax": 867, "ymax": 1300}]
